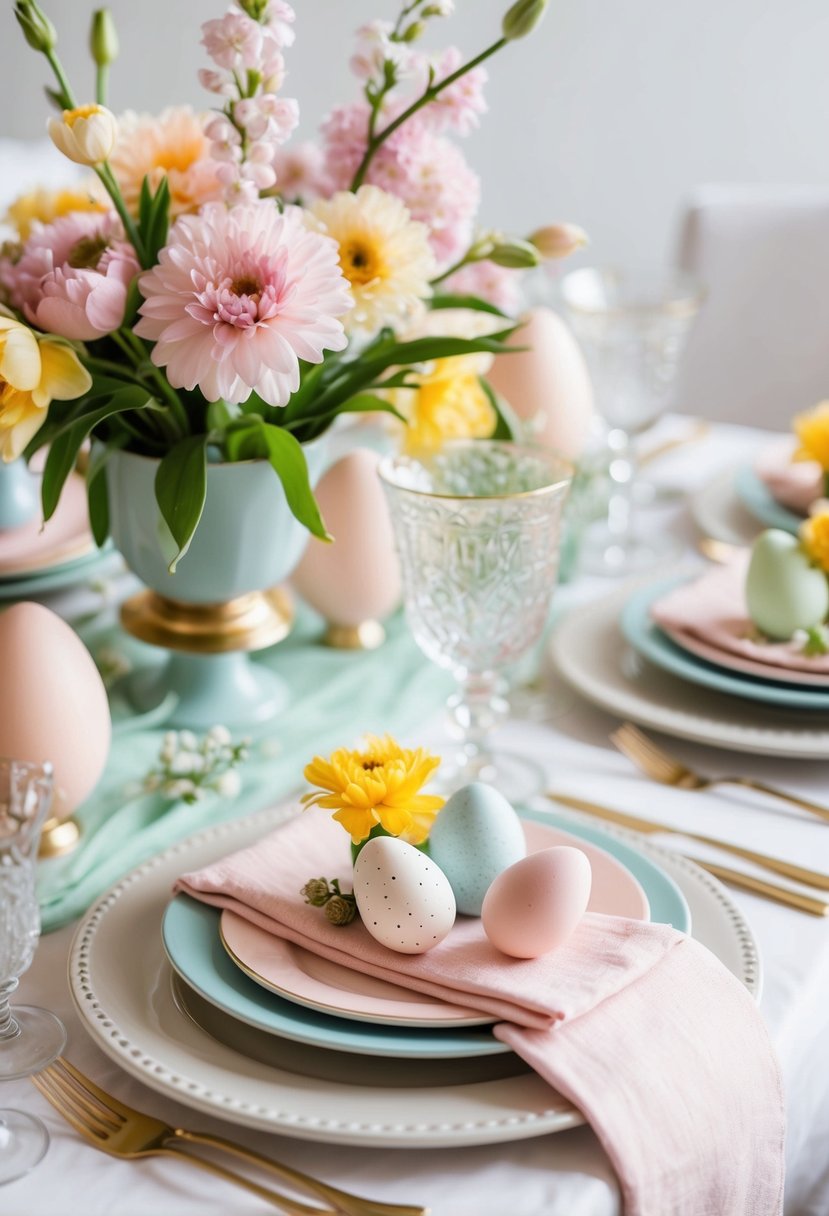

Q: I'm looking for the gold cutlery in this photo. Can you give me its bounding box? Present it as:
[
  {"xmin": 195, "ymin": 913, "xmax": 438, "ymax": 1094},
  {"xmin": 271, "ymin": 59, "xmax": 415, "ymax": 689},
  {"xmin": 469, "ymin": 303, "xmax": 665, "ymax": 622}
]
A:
[
  {"xmin": 546, "ymin": 794, "xmax": 829, "ymax": 917},
  {"xmin": 638, "ymin": 420, "xmax": 711, "ymax": 468},
  {"xmin": 611, "ymin": 722, "xmax": 829, "ymax": 825},
  {"xmin": 697, "ymin": 535, "xmax": 742, "ymax": 565},
  {"xmin": 32, "ymin": 1057, "xmax": 428, "ymax": 1216},
  {"xmin": 547, "ymin": 792, "xmax": 829, "ymax": 891}
]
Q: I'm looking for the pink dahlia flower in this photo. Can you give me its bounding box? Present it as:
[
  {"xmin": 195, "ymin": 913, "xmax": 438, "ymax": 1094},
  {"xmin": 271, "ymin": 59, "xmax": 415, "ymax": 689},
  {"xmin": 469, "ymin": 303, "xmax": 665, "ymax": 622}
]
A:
[
  {"xmin": 4, "ymin": 211, "xmax": 139, "ymax": 341},
  {"xmin": 135, "ymin": 201, "xmax": 351, "ymax": 406}
]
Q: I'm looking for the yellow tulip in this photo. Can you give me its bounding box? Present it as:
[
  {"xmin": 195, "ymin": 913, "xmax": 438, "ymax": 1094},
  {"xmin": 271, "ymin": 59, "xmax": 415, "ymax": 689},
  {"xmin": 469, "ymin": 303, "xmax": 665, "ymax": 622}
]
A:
[
  {"xmin": 47, "ymin": 104, "xmax": 118, "ymax": 167},
  {"xmin": 384, "ymin": 353, "xmax": 497, "ymax": 454},
  {"xmin": 0, "ymin": 315, "xmax": 91, "ymax": 460}
]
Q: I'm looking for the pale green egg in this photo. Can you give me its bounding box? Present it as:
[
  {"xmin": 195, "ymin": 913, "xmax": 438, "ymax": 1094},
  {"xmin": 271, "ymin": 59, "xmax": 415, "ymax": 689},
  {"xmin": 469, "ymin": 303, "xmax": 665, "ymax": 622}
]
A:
[
  {"xmin": 428, "ymin": 782, "xmax": 527, "ymax": 916},
  {"xmin": 745, "ymin": 529, "xmax": 829, "ymax": 640}
]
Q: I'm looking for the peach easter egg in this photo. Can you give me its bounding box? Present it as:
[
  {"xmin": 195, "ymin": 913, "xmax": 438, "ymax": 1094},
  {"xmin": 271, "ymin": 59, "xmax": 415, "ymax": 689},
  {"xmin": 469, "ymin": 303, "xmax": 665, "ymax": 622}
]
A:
[
  {"xmin": 291, "ymin": 449, "xmax": 401, "ymax": 628},
  {"xmin": 0, "ymin": 602, "xmax": 110, "ymax": 820},
  {"xmin": 487, "ymin": 307, "xmax": 595, "ymax": 460},
  {"xmin": 481, "ymin": 846, "xmax": 592, "ymax": 959}
]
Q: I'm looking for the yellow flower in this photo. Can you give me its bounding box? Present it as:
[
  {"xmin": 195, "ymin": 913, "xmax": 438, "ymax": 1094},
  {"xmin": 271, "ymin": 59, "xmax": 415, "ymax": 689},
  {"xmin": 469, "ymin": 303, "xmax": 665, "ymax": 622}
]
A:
[
  {"xmin": 793, "ymin": 401, "xmax": 829, "ymax": 471},
  {"xmin": 48, "ymin": 104, "xmax": 119, "ymax": 167},
  {"xmin": 109, "ymin": 107, "xmax": 223, "ymax": 219},
  {"xmin": 5, "ymin": 183, "xmax": 109, "ymax": 241},
  {"xmin": 0, "ymin": 314, "xmax": 91, "ymax": 461},
  {"xmin": 800, "ymin": 501, "xmax": 829, "ymax": 573},
  {"xmin": 385, "ymin": 353, "xmax": 497, "ymax": 454},
  {"xmin": 310, "ymin": 186, "xmax": 435, "ymax": 335},
  {"xmin": 302, "ymin": 734, "xmax": 445, "ymax": 845}
]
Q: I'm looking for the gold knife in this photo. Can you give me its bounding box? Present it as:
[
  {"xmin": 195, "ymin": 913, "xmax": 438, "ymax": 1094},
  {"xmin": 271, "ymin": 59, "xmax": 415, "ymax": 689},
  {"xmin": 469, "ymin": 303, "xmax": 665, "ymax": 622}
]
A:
[
  {"xmin": 547, "ymin": 792, "xmax": 829, "ymax": 911},
  {"xmin": 694, "ymin": 862, "xmax": 829, "ymax": 917}
]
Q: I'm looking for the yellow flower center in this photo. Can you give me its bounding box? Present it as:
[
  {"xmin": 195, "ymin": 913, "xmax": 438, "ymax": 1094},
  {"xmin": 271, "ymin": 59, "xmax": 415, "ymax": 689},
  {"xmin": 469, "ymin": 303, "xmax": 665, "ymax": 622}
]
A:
[
  {"xmin": 230, "ymin": 275, "xmax": 261, "ymax": 298},
  {"xmin": 63, "ymin": 104, "xmax": 103, "ymax": 127},
  {"xmin": 153, "ymin": 135, "xmax": 206, "ymax": 175},
  {"xmin": 339, "ymin": 239, "xmax": 384, "ymax": 287}
]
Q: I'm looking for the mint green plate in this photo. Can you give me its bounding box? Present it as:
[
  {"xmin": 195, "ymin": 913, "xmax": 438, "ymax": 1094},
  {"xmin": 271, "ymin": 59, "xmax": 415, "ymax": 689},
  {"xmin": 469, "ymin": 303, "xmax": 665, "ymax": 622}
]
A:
[
  {"xmin": 622, "ymin": 579, "xmax": 829, "ymax": 710},
  {"xmin": 161, "ymin": 812, "xmax": 690, "ymax": 1060},
  {"xmin": 734, "ymin": 465, "xmax": 802, "ymax": 535},
  {"xmin": 0, "ymin": 544, "xmax": 118, "ymax": 599}
]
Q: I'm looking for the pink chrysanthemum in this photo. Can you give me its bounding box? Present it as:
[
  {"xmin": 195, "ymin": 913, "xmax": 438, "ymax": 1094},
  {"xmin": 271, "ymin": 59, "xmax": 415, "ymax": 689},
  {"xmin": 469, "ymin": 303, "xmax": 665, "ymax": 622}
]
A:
[
  {"xmin": 135, "ymin": 201, "xmax": 351, "ymax": 406},
  {"xmin": 3, "ymin": 210, "xmax": 139, "ymax": 340}
]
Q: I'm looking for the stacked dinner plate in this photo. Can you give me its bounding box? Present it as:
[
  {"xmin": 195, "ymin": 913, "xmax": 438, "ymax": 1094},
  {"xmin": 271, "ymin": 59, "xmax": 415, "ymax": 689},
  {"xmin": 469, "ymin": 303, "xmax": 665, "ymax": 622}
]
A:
[{"xmin": 67, "ymin": 800, "xmax": 759, "ymax": 1149}]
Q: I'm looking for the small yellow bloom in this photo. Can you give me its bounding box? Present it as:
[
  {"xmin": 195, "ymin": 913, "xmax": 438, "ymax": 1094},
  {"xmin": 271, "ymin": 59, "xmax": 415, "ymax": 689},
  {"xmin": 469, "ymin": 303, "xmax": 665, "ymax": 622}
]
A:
[
  {"xmin": 48, "ymin": 104, "xmax": 119, "ymax": 167},
  {"xmin": 5, "ymin": 183, "xmax": 109, "ymax": 241},
  {"xmin": 302, "ymin": 734, "xmax": 445, "ymax": 845},
  {"xmin": 800, "ymin": 501, "xmax": 829, "ymax": 573},
  {"xmin": 0, "ymin": 314, "xmax": 91, "ymax": 460},
  {"xmin": 386, "ymin": 353, "xmax": 497, "ymax": 454},
  {"xmin": 793, "ymin": 401, "xmax": 829, "ymax": 472}
]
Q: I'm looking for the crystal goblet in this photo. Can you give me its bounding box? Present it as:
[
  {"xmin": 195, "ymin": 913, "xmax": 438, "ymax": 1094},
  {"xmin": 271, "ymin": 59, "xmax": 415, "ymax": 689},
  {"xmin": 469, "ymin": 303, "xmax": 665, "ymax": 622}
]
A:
[
  {"xmin": 0, "ymin": 758, "xmax": 67, "ymax": 1185},
  {"xmin": 559, "ymin": 266, "xmax": 703, "ymax": 575},
  {"xmin": 379, "ymin": 441, "xmax": 572, "ymax": 800}
]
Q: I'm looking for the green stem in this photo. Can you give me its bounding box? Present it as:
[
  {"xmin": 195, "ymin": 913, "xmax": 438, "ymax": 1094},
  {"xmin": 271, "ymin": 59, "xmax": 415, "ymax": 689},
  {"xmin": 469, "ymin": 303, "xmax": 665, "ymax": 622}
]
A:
[
  {"xmin": 119, "ymin": 331, "xmax": 190, "ymax": 438},
  {"xmin": 44, "ymin": 47, "xmax": 76, "ymax": 109},
  {"xmin": 431, "ymin": 251, "xmax": 476, "ymax": 286},
  {"xmin": 95, "ymin": 164, "xmax": 147, "ymax": 267},
  {"xmin": 350, "ymin": 37, "xmax": 508, "ymax": 190},
  {"xmin": 96, "ymin": 64, "xmax": 108, "ymax": 106}
]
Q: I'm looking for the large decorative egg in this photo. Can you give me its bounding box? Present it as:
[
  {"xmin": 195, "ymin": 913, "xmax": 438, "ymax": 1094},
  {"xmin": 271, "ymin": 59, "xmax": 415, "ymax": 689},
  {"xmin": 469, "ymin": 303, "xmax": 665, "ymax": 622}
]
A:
[
  {"xmin": 291, "ymin": 449, "xmax": 401, "ymax": 634},
  {"xmin": 481, "ymin": 846, "xmax": 592, "ymax": 959},
  {"xmin": 353, "ymin": 836, "xmax": 456, "ymax": 954},
  {"xmin": 486, "ymin": 306, "xmax": 596, "ymax": 460},
  {"xmin": 428, "ymin": 782, "xmax": 527, "ymax": 916},
  {"xmin": 745, "ymin": 529, "xmax": 829, "ymax": 640},
  {"xmin": 0, "ymin": 602, "xmax": 111, "ymax": 820}
]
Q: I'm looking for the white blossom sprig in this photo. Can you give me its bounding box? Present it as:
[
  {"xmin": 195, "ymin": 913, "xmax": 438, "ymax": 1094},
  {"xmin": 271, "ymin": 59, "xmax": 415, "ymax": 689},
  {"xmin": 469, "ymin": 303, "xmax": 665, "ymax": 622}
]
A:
[{"xmin": 144, "ymin": 725, "xmax": 250, "ymax": 803}]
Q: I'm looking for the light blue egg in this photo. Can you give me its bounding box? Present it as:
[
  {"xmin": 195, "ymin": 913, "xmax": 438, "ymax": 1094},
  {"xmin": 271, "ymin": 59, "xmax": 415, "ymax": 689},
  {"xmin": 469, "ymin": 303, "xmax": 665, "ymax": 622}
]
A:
[{"xmin": 428, "ymin": 782, "xmax": 527, "ymax": 916}]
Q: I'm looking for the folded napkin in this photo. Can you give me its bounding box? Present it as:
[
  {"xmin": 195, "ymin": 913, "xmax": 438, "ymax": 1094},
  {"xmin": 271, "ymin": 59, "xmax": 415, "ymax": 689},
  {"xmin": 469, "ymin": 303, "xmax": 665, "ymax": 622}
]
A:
[
  {"xmin": 177, "ymin": 806, "xmax": 784, "ymax": 1216},
  {"xmin": 652, "ymin": 556, "xmax": 829, "ymax": 675},
  {"xmin": 754, "ymin": 437, "xmax": 821, "ymax": 515}
]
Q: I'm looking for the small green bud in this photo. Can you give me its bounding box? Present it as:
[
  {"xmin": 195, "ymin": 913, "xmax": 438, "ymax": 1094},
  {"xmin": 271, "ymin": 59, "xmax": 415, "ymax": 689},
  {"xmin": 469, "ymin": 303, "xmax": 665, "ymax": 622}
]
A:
[
  {"xmin": 237, "ymin": 0, "xmax": 269, "ymax": 20},
  {"xmin": 325, "ymin": 894, "xmax": 358, "ymax": 926},
  {"xmin": 401, "ymin": 20, "xmax": 426, "ymax": 42},
  {"xmin": 301, "ymin": 878, "xmax": 332, "ymax": 908},
  {"xmin": 489, "ymin": 238, "xmax": 541, "ymax": 269},
  {"xmin": 89, "ymin": 9, "xmax": 119, "ymax": 68},
  {"xmin": 14, "ymin": 0, "xmax": 57, "ymax": 53},
  {"xmin": 502, "ymin": 0, "xmax": 549, "ymax": 40}
]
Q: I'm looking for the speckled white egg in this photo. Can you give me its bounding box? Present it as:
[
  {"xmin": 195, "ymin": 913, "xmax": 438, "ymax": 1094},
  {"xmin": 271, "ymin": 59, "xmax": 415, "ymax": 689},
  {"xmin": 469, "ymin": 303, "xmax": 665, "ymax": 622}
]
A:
[
  {"xmin": 427, "ymin": 782, "xmax": 527, "ymax": 916},
  {"xmin": 746, "ymin": 529, "xmax": 829, "ymax": 640},
  {"xmin": 353, "ymin": 836, "xmax": 456, "ymax": 954},
  {"xmin": 481, "ymin": 846, "xmax": 592, "ymax": 959}
]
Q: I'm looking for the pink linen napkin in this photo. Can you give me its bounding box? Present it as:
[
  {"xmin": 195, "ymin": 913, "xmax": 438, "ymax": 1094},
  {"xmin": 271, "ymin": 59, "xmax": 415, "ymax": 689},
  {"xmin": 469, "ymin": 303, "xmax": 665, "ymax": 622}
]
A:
[
  {"xmin": 651, "ymin": 556, "xmax": 829, "ymax": 675},
  {"xmin": 754, "ymin": 437, "xmax": 821, "ymax": 515},
  {"xmin": 176, "ymin": 806, "xmax": 784, "ymax": 1216}
]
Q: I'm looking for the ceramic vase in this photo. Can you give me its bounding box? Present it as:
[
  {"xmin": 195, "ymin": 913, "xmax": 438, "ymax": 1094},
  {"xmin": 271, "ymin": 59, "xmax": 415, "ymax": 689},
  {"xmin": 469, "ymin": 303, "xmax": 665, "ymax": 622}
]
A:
[{"xmin": 0, "ymin": 459, "xmax": 40, "ymax": 531}]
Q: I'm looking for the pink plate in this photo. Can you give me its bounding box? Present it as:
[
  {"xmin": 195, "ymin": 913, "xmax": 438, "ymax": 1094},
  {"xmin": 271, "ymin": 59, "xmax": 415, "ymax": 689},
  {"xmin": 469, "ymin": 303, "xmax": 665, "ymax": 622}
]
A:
[
  {"xmin": 662, "ymin": 623, "xmax": 829, "ymax": 689},
  {"xmin": 0, "ymin": 473, "xmax": 93, "ymax": 577},
  {"xmin": 219, "ymin": 819, "xmax": 651, "ymax": 1028}
]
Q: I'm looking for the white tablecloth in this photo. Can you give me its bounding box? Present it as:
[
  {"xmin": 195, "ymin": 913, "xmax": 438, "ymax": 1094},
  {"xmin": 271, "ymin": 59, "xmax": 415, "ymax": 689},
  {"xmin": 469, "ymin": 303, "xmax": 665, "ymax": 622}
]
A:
[{"xmin": 5, "ymin": 421, "xmax": 829, "ymax": 1216}]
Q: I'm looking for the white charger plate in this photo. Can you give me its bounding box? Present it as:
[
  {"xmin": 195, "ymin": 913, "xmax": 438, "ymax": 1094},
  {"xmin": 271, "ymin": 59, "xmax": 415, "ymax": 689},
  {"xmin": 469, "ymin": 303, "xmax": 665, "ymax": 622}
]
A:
[
  {"xmin": 68, "ymin": 801, "xmax": 760, "ymax": 1149},
  {"xmin": 550, "ymin": 585, "xmax": 829, "ymax": 759},
  {"xmin": 689, "ymin": 467, "xmax": 762, "ymax": 548}
]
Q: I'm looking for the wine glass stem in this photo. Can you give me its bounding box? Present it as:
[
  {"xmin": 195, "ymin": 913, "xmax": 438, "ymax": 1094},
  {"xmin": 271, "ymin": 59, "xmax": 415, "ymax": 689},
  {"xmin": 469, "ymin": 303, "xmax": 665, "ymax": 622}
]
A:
[
  {"xmin": 0, "ymin": 980, "xmax": 20, "ymax": 1041},
  {"xmin": 447, "ymin": 672, "xmax": 508, "ymax": 777},
  {"xmin": 606, "ymin": 427, "xmax": 637, "ymax": 552}
]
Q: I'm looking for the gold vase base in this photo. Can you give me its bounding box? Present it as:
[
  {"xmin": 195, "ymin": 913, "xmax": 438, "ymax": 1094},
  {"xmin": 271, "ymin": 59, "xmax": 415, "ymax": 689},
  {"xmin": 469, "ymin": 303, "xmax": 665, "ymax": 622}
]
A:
[
  {"xmin": 120, "ymin": 587, "xmax": 294, "ymax": 655},
  {"xmin": 38, "ymin": 815, "xmax": 81, "ymax": 858},
  {"xmin": 324, "ymin": 620, "xmax": 386, "ymax": 651}
]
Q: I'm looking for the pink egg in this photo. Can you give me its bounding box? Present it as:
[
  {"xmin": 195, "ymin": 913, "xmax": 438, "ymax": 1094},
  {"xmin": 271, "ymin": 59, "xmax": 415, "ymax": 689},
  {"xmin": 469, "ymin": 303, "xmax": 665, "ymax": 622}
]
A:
[
  {"xmin": 481, "ymin": 846, "xmax": 592, "ymax": 959},
  {"xmin": 291, "ymin": 449, "xmax": 401, "ymax": 628},
  {"xmin": 486, "ymin": 307, "xmax": 595, "ymax": 460},
  {"xmin": 0, "ymin": 602, "xmax": 110, "ymax": 820}
]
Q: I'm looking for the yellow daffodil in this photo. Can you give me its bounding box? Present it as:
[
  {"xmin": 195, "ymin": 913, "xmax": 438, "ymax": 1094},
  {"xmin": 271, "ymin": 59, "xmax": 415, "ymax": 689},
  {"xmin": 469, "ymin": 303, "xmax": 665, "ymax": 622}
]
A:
[
  {"xmin": 48, "ymin": 104, "xmax": 118, "ymax": 167},
  {"xmin": 5, "ymin": 183, "xmax": 109, "ymax": 241},
  {"xmin": 0, "ymin": 313, "xmax": 91, "ymax": 460},
  {"xmin": 385, "ymin": 353, "xmax": 497, "ymax": 454},
  {"xmin": 793, "ymin": 401, "xmax": 829, "ymax": 472},
  {"xmin": 800, "ymin": 501, "xmax": 829, "ymax": 574},
  {"xmin": 302, "ymin": 734, "xmax": 445, "ymax": 845}
]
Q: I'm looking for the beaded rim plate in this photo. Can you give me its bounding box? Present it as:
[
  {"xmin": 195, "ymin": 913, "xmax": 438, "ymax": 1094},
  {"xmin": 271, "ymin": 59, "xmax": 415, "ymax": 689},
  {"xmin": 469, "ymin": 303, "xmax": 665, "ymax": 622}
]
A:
[{"xmin": 68, "ymin": 801, "xmax": 759, "ymax": 1148}]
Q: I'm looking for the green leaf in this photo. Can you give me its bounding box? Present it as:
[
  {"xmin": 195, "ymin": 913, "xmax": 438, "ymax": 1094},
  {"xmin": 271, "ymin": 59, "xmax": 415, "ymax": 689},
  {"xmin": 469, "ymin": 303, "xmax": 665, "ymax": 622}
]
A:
[
  {"xmin": 479, "ymin": 376, "xmax": 520, "ymax": 441},
  {"xmin": 84, "ymin": 441, "xmax": 124, "ymax": 547},
  {"xmin": 225, "ymin": 419, "xmax": 329, "ymax": 541},
  {"xmin": 122, "ymin": 274, "xmax": 144, "ymax": 327},
  {"xmin": 154, "ymin": 435, "xmax": 208, "ymax": 573},
  {"xmin": 294, "ymin": 393, "xmax": 406, "ymax": 444},
  {"xmin": 41, "ymin": 385, "xmax": 153, "ymax": 521},
  {"xmin": 145, "ymin": 176, "xmax": 170, "ymax": 264},
  {"xmin": 430, "ymin": 293, "xmax": 510, "ymax": 318}
]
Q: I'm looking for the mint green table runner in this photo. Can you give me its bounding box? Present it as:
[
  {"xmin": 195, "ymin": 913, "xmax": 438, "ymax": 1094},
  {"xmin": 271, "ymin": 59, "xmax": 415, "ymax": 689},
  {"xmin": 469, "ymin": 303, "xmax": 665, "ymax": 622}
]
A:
[{"xmin": 37, "ymin": 604, "xmax": 452, "ymax": 931}]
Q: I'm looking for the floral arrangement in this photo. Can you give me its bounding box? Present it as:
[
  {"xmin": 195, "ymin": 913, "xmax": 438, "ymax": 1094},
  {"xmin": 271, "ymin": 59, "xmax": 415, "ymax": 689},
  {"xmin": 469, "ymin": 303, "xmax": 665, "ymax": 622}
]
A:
[{"xmin": 3, "ymin": 0, "xmax": 583, "ymax": 569}]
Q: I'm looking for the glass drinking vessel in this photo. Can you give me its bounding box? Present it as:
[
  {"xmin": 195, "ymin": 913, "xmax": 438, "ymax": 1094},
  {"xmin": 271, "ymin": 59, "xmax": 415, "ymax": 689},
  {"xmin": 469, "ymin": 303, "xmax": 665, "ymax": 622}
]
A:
[
  {"xmin": 380, "ymin": 441, "xmax": 572, "ymax": 800},
  {"xmin": 0, "ymin": 758, "xmax": 67, "ymax": 1185},
  {"xmin": 559, "ymin": 266, "xmax": 703, "ymax": 575}
]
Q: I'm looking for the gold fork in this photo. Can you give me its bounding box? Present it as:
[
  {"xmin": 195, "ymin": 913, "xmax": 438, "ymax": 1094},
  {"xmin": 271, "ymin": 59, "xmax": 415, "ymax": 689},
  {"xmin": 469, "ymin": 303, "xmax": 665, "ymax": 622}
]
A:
[
  {"xmin": 611, "ymin": 723, "xmax": 829, "ymax": 825},
  {"xmin": 32, "ymin": 1058, "xmax": 428, "ymax": 1216}
]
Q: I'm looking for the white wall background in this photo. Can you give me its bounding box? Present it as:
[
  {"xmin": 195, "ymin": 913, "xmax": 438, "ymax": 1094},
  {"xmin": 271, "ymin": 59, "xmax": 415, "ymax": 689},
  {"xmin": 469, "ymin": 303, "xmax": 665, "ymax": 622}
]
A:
[{"xmin": 0, "ymin": 0, "xmax": 827, "ymax": 267}]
